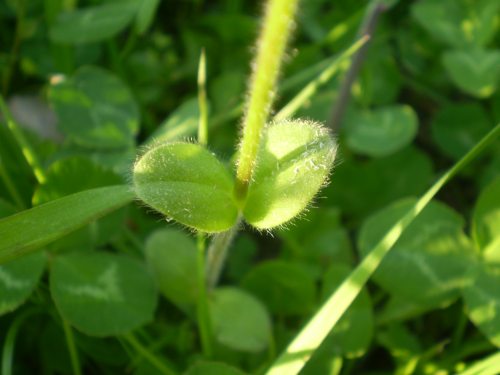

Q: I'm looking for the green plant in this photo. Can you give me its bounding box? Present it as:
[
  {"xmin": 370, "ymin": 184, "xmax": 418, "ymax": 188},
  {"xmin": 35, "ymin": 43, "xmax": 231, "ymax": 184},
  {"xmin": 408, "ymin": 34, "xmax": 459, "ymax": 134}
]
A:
[{"xmin": 0, "ymin": 0, "xmax": 499, "ymax": 374}]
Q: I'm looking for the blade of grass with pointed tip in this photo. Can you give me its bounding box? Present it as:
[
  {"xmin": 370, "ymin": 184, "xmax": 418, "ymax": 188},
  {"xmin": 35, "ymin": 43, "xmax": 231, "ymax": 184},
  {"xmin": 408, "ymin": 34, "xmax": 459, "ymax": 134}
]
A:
[
  {"xmin": 266, "ymin": 123, "xmax": 500, "ymax": 375},
  {"xmin": 0, "ymin": 185, "xmax": 134, "ymax": 264},
  {"xmin": 457, "ymin": 350, "xmax": 500, "ymax": 375}
]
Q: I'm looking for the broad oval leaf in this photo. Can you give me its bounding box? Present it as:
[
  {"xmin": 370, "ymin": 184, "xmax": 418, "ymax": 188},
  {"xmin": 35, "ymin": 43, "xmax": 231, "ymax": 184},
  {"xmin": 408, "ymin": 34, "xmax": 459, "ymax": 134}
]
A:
[
  {"xmin": 50, "ymin": 2, "xmax": 137, "ymax": 44},
  {"xmin": 324, "ymin": 146, "xmax": 434, "ymax": 219},
  {"xmin": 210, "ymin": 287, "xmax": 271, "ymax": 352},
  {"xmin": 241, "ymin": 260, "xmax": 316, "ymax": 316},
  {"xmin": 48, "ymin": 66, "xmax": 139, "ymax": 149},
  {"xmin": 343, "ymin": 105, "xmax": 418, "ymax": 157},
  {"xmin": 442, "ymin": 48, "xmax": 500, "ymax": 98},
  {"xmin": 430, "ymin": 103, "xmax": 492, "ymax": 160},
  {"xmin": 243, "ymin": 120, "xmax": 336, "ymax": 229},
  {"xmin": 0, "ymin": 252, "xmax": 46, "ymax": 315},
  {"xmin": 472, "ymin": 177, "xmax": 500, "ymax": 250},
  {"xmin": 50, "ymin": 252, "xmax": 157, "ymax": 337},
  {"xmin": 133, "ymin": 142, "xmax": 238, "ymax": 232},
  {"xmin": 135, "ymin": 0, "xmax": 161, "ymax": 34},
  {"xmin": 358, "ymin": 199, "xmax": 476, "ymax": 306},
  {"xmin": 145, "ymin": 228, "xmax": 198, "ymax": 308}
]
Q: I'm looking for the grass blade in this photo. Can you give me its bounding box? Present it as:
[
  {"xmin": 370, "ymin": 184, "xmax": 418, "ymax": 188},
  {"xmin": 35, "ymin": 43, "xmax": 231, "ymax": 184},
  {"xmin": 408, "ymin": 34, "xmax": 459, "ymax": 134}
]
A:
[
  {"xmin": 457, "ymin": 351, "xmax": 500, "ymax": 375},
  {"xmin": 266, "ymin": 123, "xmax": 500, "ymax": 375},
  {"xmin": 0, "ymin": 185, "xmax": 134, "ymax": 264},
  {"xmin": 274, "ymin": 35, "xmax": 369, "ymax": 122}
]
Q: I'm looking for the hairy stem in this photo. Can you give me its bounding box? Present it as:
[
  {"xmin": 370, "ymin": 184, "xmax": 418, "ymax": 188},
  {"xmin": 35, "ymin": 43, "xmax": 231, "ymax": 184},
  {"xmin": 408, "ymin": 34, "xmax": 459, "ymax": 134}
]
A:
[
  {"xmin": 234, "ymin": 0, "xmax": 299, "ymax": 201},
  {"xmin": 205, "ymin": 0, "xmax": 299, "ymax": 290}
]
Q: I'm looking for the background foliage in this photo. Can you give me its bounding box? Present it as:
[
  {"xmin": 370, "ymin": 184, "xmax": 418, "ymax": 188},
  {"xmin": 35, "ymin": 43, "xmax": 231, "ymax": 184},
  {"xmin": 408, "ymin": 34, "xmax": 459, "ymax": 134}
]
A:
[{"xmin": 0, "ymin": 0, "xmax": 499, "ymax": 374}]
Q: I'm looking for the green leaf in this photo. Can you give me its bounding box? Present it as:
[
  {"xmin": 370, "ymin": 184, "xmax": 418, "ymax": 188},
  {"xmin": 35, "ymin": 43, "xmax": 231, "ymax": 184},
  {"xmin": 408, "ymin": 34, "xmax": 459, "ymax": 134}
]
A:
[
  {"xmin": 463, "ymin": 261, "xmax": 500, "ymax": 348},
  {"xmin": 278, "ymin": 207, "xmax": 353, "ymax": 270},
  {"xmin": 343, "ymin": 105, "xmax": 418, "ymax": 157},
  {"xmin": 484, "ymin": 238, "xmax": 500, "ymax": 264},
  {"xmin": 48, "ymin": 66, "xmax": 139, "ymax": 149},
  {"xmin": 226, "ymin": 235, "xmax": 258, "ymax": 282},
  {"xmin": 210, "ymin": 287, "xmax": 271, "ymax": 352},
  {"xmin": 210, "ymin": 71, "xmax": 245, "ymax": 114},
  {"xmin": 133, "ymin": 142, "xmax": 238, "ymax": 232},
  {"xmin": 144, "ymin": 228, "xmax": 198, "ymax": 308},
  {"xmin": 430, "ymin": 103, "xmax": 493, "ymax": 160},
  {"xmin": 457, "ymin": 351, "xmax": 500, "ymax": 375},
  {"xmin": 50, "ymin": 251, "xmax": 157, "ymax": 337},
  {"xmin": 266, "ymin": 125, "xmax": 500, "ymax": 375},
  {"xmin": 354, "ymin": 41, "xmax": 402, "ymax": 107},
  {"xmin": 243, "ymin": 120, "xmax": 336, "ymax": 229},
  {"xmin": 325, "ymin": 147, "xmax": 434, "ymax": 219},
  {"xmin": 0, "ymin": 185, "xmax": 134, "ymax": 264},
  {"xmin": 50, "ymin": 2, "xmax": 138, "ymax": 44},
  {"xmin": 0, "ymin": 252, "xmax": 46, "ymax": 315},
  {"xmin": 0, "ymin": 199, "xmax": 17, "ymax": 217},
  {"xmin": 185, "ymin": 361, "xmax": 247, "ymax": 375},
  {"xmin": 135, "ymin": 0, "xmax": 160, "ymax": 34},
  {"xmin": 358, "ymin": 199, "xmax": 476, "ymax": 305},
  {"xmin": 376, "ymin": 324, "xmax": 422, "ymax": 374},
  {"xmin": 442, "ymin": 49, "xmax": 500, "ymax": 98},
  {"xmin": 377, "ymin": 295, "xmax": 444, "ymax": 325},
  {"xmin": 33, "ymin": 156, "xmax": 126, "ymax": 248},
  {"xmin": 147, "ymin": 98, "xmax": 199, "ymax": 145},
  {"xmin": 241, "ymin": 260, "xmax": 316, "ymax": 316},
  {"xmin": 473, "ymin": 177, "xmax": 500, "ymax": 249},
  {"xmin": 412, "ymin": 0, "xmax": 499, "ymax": 48},
  {"xmin": 320, "ymin": 264, "xmax": 374, "ymax": 358}
]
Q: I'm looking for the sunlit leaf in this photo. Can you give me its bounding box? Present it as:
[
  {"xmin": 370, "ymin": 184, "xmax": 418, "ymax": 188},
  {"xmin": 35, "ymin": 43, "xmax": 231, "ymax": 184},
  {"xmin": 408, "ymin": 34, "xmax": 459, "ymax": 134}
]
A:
[
  {"xmin": 358, "ymin": 199, "xmax": 476, "ymax": 305},
  {"xmin": 472, "ymin": 177, "xmax": 500, "ymax": 249},
  {"xmin": 243, "ymin": 120, "xmax": 336, "ymax": 229}
]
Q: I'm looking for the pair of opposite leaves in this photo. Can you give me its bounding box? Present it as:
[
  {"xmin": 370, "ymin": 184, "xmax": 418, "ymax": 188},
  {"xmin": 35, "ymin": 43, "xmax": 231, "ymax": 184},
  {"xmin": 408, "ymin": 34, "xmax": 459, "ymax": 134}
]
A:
[{"xmin": 134, "ymin": 120, "xmax": 337, "ymax": 232}]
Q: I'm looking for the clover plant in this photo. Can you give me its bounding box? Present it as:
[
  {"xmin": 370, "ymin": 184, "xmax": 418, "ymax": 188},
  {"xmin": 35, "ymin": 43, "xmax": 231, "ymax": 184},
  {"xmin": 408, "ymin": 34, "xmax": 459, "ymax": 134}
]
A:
[{"xmin": 0, "ymin": 0, "xmax": 500, "ymax": 375}]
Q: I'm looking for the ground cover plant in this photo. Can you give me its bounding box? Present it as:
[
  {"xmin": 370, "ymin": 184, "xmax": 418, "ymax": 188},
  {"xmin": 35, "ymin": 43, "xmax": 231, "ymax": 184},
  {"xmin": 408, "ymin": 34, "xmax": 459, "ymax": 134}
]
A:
[{"xmin": 0, "ymin": 0, "xmax": 499, "ymax": 374}]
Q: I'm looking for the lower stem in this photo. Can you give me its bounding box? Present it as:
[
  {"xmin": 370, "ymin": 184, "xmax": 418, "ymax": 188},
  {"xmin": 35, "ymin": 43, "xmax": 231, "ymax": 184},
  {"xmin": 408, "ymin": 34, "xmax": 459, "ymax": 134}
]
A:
[
  {"xmin": 206, "ymin": 218, "xmax": 241, "ymax": 289},
  {"xmin": 196, "ymin": 233, "xmax": 213, "ymax": 358}
]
